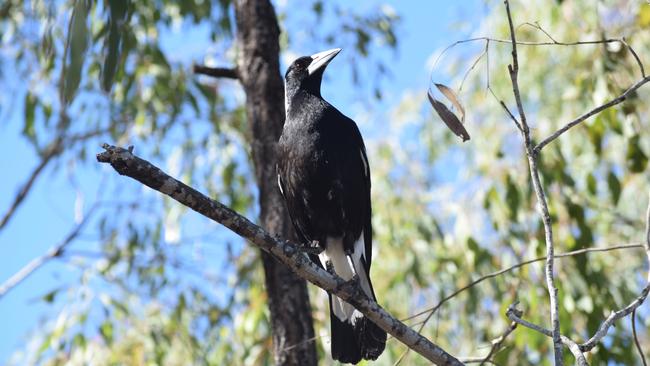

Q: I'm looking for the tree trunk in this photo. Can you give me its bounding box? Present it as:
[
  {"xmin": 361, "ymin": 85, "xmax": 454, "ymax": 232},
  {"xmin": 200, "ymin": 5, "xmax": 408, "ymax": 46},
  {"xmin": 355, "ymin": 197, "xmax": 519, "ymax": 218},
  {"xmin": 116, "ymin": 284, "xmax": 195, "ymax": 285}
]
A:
[{"xmin": 233, "ymin": 1, "xmax": 317, "ymax": 365}]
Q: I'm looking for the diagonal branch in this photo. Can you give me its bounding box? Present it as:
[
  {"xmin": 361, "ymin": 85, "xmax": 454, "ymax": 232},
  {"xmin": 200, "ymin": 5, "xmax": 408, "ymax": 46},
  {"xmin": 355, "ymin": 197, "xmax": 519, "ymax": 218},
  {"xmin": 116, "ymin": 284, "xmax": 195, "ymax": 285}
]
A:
[
  {"xmin": 535, "ymin": 75, "xmax": 650, "ymax": 152},
  {"xmin": 578, "ymin": 192, "xmax": 650, "ymax": 352},
  {"xmin": 0, "ymin": 128, "xmax": 107, "ymax": 232},
  {"xmin": 0, "ymin": 205, "xmax": 96, "ymax": 298},
  {"xmin": 0, "ymin": 140, "xmax": 62, "ymax": 231},
  {"xmin": 505, "ymin": 192, "xmax": 650, "ymax": 363},
  {"xmin": 403, "ymin": 243, "xmax": 644, "ymax": 323},
  {"xmin": 506, "ymin": 303, "xmax": 588, "ymax": 366},
  {"xmin": 95, "ymin": 144, "xmax": 463, "ymax": 366}
]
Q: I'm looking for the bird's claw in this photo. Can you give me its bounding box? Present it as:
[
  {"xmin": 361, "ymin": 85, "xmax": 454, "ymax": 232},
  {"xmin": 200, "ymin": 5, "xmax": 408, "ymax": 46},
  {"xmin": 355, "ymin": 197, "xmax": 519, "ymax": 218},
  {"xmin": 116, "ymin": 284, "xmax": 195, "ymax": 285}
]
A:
[{"xmin": 300, "ymin": 246, "xmax": 324, "ymax": 255}]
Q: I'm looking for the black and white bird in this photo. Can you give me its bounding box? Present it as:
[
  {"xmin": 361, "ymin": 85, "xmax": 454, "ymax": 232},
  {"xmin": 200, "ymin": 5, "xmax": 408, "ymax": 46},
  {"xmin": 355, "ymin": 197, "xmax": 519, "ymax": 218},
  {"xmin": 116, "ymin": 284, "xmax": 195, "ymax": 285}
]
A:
[{"xmin": 277, "ymin": 48, "xmax": 386, "ymax": 364}]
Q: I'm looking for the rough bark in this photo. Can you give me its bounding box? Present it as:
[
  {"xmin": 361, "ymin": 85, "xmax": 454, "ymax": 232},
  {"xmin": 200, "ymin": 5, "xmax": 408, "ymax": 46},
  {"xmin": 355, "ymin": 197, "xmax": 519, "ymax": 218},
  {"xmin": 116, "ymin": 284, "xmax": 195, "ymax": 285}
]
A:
[{"xmin": 233, "ymin": 1, "xmax": 317, "ymax": 365}]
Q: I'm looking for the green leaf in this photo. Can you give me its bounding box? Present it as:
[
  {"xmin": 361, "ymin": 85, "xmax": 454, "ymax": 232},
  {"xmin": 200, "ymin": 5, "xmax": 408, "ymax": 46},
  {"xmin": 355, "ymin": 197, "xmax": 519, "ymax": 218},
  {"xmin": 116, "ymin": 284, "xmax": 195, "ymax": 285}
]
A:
[
  {"xmin": 102, "ymin": 0, "xmax": 129, "ymax": 92},
  {"xmin": 505, "ymin": 175, "xmax": 520, "ymax": 220},
  {"xmin": 63, "ymin": 0, "xmax": 90, "ymax": 104},
  {"xmin": 100, "ymin": 321, "xmax": 114, "ymax": 345},
  {"xmin": 42, "ymin": 288, "xmax": 58, "ymax": 303},
  {"xmin": 626, "ymin": 135, "xmax": 648, "ymax": 173},
  {"xmin": 586, "ymin": 173, "xmax": 597, "ymax": 195},
  {"xmin": 23, "ymin": 93, "xmax": 36, "ymax": 140},
  {"xmin": 607, "ymin": 171, "xmax": 621, "ymax": 205}
]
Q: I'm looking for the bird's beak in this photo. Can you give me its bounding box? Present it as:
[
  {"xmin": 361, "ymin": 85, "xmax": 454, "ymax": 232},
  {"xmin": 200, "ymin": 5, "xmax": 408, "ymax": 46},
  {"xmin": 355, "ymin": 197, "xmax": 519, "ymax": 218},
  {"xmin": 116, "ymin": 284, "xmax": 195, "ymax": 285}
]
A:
[{"xmin": 307, "ymin": 48, "xmax": 341, "ymax": 76}]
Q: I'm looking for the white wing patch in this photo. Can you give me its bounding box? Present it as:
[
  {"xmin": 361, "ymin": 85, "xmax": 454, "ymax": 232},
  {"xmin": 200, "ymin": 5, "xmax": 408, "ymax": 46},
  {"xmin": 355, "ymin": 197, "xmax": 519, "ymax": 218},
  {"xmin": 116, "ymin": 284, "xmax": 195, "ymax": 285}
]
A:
[{"xmin": 319, "ymin": 233, "xmax": 372, "ymax": 324}]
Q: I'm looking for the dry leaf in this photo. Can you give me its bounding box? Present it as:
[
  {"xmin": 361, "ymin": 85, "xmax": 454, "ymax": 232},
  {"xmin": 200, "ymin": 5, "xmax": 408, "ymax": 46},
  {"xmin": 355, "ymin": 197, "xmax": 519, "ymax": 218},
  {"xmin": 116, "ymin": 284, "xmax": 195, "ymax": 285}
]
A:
[
  {"xmin": 428, "ymin": 90, "xmax": 470, "ymax": 142},
  {"xmin": 435, "ymin": 83, "xmax": 465, "ymax": 122}
]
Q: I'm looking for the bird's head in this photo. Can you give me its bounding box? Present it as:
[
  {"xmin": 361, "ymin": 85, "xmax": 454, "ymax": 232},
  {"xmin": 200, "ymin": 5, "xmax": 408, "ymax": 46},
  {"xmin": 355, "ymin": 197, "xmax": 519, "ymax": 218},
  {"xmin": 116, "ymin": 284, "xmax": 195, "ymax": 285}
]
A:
[{"xmin": 284, "ymin": 48, "xmax": 341, "ymax": 97}]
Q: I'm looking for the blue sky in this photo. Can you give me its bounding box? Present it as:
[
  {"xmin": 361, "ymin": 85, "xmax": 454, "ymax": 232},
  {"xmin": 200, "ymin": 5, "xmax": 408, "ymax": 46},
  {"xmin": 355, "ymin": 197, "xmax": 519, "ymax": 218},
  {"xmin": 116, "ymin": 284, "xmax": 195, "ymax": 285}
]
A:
[{"xmin": 0, "ymin": 1, "xmax": 485, "ymax": 362}]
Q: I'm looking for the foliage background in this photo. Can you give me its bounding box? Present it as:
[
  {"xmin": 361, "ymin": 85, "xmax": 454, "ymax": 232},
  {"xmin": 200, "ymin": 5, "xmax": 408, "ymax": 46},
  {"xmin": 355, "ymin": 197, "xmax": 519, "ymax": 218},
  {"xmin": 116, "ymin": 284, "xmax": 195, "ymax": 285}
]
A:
[{"xmin": 0, "ymin": 0, "xmax": 649, "ymax": 365}]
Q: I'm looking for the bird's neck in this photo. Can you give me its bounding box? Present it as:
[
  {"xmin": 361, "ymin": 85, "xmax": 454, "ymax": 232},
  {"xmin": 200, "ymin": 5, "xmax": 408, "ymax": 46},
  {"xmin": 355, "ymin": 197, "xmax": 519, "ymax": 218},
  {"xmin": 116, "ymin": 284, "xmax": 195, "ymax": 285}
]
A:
[{"xmin": 284, "ymin": 87, "xmax": 325, "ymax": 119}]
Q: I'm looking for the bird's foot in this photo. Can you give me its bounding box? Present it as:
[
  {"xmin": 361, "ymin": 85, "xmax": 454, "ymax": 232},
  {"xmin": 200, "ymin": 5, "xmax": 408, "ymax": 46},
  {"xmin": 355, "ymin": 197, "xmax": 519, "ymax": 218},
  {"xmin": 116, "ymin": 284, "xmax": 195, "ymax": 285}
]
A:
[
  {"xmin": 299, "ymin": 245, "xmax": 324, "ymax": 256},
  {"xmin": 298, "ymin": 240, "xmax": 323, "ymax": 255}
]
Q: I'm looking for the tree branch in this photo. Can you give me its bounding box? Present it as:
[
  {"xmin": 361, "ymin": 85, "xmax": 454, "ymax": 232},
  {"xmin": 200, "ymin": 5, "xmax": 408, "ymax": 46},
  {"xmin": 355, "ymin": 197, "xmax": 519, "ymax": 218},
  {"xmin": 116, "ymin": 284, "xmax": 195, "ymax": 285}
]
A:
[
  {"xmin": 0, "ymin": 206, "xmax": 95, "ymax": 299},
  {"xmin": 95, "ymin": 144, "xmax": 463, "ymax": 366},
  {"xmin": 0, "ymin": 140, "xmax": 61, "ymax": 231},
  {"xmin": 193, "ymin": 64, "xmax": 239, "ymax": 79},
  {"xmin": 578, "ymin": 192, "xmax": 650, "ymax": 352},
  {"xmin": 477, "ymin": 321, "xmax": 517, "ymax": 366},
  {"xmin": 403, "ymin": 243, "xmax": 643, "ymax": 322},
  {"xmin": 503, "ymin": 1, "xmax": 563, "ymax": 362},
  {"xmin": 504, "ymin": 192, "xmax": 650, "ymax": 363},
  {"xmin": 535, "ymin": 75, "xmax": 650, "ymax": 152},
  {"xmin": 506, "ymin": 303, "xmax": 588, "ymax": 366},
  {"xmin": 632, "ymin": 309, "xmax": 648, "ymax": 366},
  {"xmin": 0, "ymin": 128, "xmax": 107, "ymax": 232}
]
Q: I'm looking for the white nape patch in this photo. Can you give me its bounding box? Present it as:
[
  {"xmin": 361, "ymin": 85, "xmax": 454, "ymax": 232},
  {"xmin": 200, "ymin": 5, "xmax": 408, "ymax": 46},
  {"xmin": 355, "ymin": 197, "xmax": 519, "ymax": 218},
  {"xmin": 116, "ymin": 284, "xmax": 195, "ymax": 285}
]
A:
[
  {"xmin": 360, "ymin": 149, "xmax": 369, "ymax": 177},
  {"xmin": 284, "ymin": 82, "xmax": 290, "ymax": 114},
  {"xmin": 319, "ymin": 233, "xmax": 373, "ymax": 324},
  {"xmin": 277, "ymin": 174, "xmax": 284, "ymax": 196}
]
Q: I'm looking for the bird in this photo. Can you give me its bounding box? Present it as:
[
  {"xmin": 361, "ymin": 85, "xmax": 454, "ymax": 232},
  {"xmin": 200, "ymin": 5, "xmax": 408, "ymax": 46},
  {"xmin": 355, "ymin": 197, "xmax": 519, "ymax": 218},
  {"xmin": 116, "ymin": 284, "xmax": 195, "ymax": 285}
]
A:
[{"xmin": 276, "ymin": 48, "xmax": 387, "ymax": 364}]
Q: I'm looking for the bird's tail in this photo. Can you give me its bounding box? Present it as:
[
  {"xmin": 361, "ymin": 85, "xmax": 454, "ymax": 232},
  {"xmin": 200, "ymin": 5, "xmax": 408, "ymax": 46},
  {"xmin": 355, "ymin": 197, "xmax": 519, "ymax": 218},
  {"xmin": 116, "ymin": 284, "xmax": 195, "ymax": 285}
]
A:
[{"xmin": 329, "ymin": 294, "xmax": 387, "ymax": 364}]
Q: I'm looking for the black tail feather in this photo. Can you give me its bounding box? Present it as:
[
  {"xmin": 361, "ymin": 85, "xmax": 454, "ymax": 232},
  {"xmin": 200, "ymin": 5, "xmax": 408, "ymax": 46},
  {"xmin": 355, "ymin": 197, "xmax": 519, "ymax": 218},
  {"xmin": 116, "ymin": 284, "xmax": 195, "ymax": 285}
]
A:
[
  {"xmin": 358, "ymin": 316, "xmax": 386, "ymax": 360},
  {"xmin": 329, "ymin": 295, "xmax": 387, "ymax": 364}
]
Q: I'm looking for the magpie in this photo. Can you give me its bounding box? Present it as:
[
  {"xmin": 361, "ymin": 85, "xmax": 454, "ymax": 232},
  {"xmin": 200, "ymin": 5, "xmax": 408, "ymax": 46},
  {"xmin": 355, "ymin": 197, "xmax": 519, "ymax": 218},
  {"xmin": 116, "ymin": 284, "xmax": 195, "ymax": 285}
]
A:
[{"xmin": 277, "ymin": 48, "xmax": 386, "ymax": 364}]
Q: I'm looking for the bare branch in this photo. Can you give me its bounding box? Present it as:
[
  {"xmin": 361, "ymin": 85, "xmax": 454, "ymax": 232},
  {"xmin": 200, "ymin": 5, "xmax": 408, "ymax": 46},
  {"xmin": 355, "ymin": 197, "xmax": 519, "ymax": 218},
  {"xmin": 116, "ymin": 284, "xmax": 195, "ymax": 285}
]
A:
[
  {"xmin": 433, "ymin": 36, "xmax": 644, "ymax": 78},
  {"xmin": 96, "ymin": 144, "xmax": 462, "ymax": 366},
  {"xmin": 0, "ymin": 128, "xmax": 107, "ymax": 232},
  {"xmin": 632, "ymin": 309, "xmax": 648, "ymax": 366},
  {"xmin": 535, "ymin": 75, "xmax": 650, "ymax": 152},
  {"xmin": 578, "ymin": 283, "xmax": 650, "ymax": 352},
  {"xmin": 578, "ymin": 192, "xmax": 650, "ymax": 352},
  {"xmin": 193, "ymin": 64, "xmax": 239, "ymax": 79},
  {"xmin": 503, "ymin": 193, "xmax": 650, "ymax": 362},
  {"xmin": 478, "ymin": 321, "xmax": 518, "ymax": 366},
  {"xmin": 561, "ymin": 337, "xmax": 589, "ymax": 366},
  {"xmin": 403, "ymin": 243, "xmax": 643, "ymax": 323},
  {"xmin": 0, "ymin": 206, "xmax": 96, "ymax": 298},
  {"xmin": 503, "ymin": 1, "xmax": 563, "ymax": 362},
  {"xmin": 506, "ymin": 303, "xmax": 587, "ymax": 366},
  {"xmin": 0, "ymin": 140, "xmax": 61, "ymax": 231}
]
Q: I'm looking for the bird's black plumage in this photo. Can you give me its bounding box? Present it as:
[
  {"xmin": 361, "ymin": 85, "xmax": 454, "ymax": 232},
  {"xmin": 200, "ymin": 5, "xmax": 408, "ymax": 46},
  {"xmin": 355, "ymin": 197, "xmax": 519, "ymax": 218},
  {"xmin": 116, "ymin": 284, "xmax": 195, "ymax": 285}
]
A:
[{"xmin": 277, "ymin": 48, "xmax": 386, "ymax": 364}]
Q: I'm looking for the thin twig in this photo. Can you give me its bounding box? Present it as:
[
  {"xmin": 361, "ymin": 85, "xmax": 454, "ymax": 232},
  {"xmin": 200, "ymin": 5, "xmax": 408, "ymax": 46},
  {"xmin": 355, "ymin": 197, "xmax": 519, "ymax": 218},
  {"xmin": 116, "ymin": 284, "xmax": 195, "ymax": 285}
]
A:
[
  {"xmin": 432, "ymin": 36, "xmax": 644, "ymax": 78},
  {"xmin": 535, "ymin": 75, "xmax": 650, "ymax": 152},
  {"xmin": 193, "ymin": 64, "xmax": 239, "ymax": 79},
  {"xmin": 505, "ymin": 193, "xmax": 650, "ymax": 362},
  {"xmin": 506, "ymin": 303, "xmax": 588, "ymax": 365},
  {"xmin": 0, "ymin": 128, "xmax": 107, "ymax": 232},
  {"xmin": 478, "ymin": 321, "xmax": 517, "ymax": 366},
  {"xmin": 578, "ymin": 192, "xmax": 650, "ymax": 352},
  {"xmin": 632, "ymin": 309, "xmax": 648, "ymax": 366},
  {"xmin": 403, "ymin": 243, "xmax": 643, "ymax": 323},
  {"xmin": 0, "ymin": 205, "xmax": 96, "ymax": 298},
  {"xmin": 503, "ymin": 1, "xmax": 563, "ymax": 363},
  {"xmin": 0, "ymin": 140, "xmax": 61, "ymax": 231},
  {"xmin": 459, "ymin": 41, "xmax": 489, "ymax": 94}
]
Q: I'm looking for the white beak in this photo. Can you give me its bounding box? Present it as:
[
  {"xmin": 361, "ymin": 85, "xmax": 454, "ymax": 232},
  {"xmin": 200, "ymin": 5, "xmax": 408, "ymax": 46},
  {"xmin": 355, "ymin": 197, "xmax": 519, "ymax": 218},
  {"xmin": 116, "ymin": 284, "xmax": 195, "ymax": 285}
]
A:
[{"xmin": 307, "ymin": 48, "xmax": 342, "ymax": 76}]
